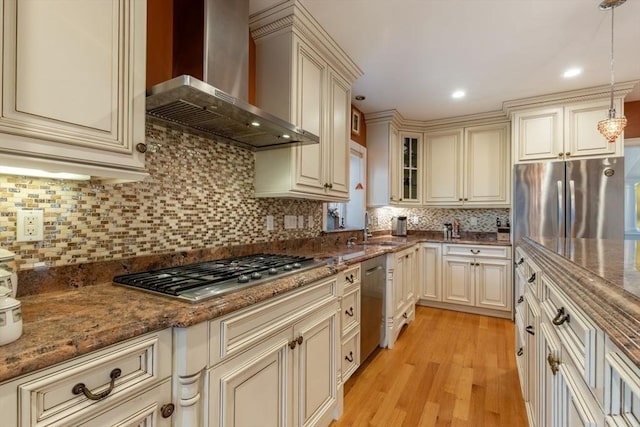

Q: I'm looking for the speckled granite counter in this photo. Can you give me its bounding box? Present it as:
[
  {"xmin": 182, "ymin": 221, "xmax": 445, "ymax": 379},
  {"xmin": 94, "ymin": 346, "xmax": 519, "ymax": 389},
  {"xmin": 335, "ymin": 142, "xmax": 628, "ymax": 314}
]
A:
[
  {"xmin": 520, "ymin": 236, "xmax": 640, "ymax": 368},
  {"xmin": 0, "ymin": 233, "xmax": 507, "ymax": 383}
]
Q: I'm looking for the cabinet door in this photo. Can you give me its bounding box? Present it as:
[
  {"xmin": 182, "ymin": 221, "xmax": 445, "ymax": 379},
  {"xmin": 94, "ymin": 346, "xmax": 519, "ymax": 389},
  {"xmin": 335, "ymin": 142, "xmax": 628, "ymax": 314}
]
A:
[
  {"xmin": 475, "ymin": 258, "xmax": 511, "ymax": 311},
  {"xmin": 399, "ymin": 132, "xmax": 422, "ymax": 205},
  {"xmin": 326, "ymin": 70, "xmax": 350, "ymax": 197},
  {"xmin": 209, "ymin": 330, "xmax": 291, "ymax": 427},
  {"xmin": 294, "ymin": 306, "xmax": 338, "ymax": 427},
  {"xmin": 512, "ymin": 107, "xmax": 564, "ymax": 163},
  {"xmin": 464, "ymin": 123, "xmax": 510, "ymax": 206},
  {"xmin": 418, "ymin": 243, "xmax": 442, "ymax": 302},
  {"xmin": 403, "ymin": 248, "xmax": 417, "ymax": 305},
  {"xmin": 293, "ymin": 40, "xmax": 326, "ymax": 194},
  {"xmin": 525, "ymin": 297, "xmax": 540, "ymax": 427},
  {"xmin": 442, "ymin": 256, "xmax": 474, "ymax": 306},
  {"xmin": 394, "ymin": 252, "xmax": 407, "ymax": 312},
  {"xmin": 557, "ymin": 363, "xmax": 602, "ymax": 427},
  {"xmin": 539, "ymin": 322, "xmax": 561, "ymax": 427},
  {"xmin": 389, "ymin": 124, "xmax": 401, "ymax": 204},
  {"xmin": 0, "ymin": 0, "xmax": 146, "ymax": 171},
  {"xmin": 424, "ymin": 129, "xmax": 463, "ymax": 205},
  {"xmin": 564, "ymin": 98, "xmax": 624, "ymax": 159}
]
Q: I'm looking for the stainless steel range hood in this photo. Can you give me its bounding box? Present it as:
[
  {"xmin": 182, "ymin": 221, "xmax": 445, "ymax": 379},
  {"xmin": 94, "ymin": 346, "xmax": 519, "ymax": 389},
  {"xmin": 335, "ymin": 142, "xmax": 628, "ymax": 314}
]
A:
[{"xmin": 145, "ymin": 0, "xmax": 319, "ymax": 150}]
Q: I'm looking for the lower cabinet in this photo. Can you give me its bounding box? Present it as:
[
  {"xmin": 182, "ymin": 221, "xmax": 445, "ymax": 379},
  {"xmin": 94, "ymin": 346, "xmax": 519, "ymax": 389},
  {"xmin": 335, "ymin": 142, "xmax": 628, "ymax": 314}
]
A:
[
  {"xmin": 604, "ymin": 341, "xmax": 640, "ymax": 426},
  {"xmin": 417, "ymin": 242, "xmax": 442, "ymax": 302},
  {"xmin": 339, "ymin": 264, "xmax": 361, "ymax": 383},
  {"xmin": 174, "ymin": 275, "xmax": 340, "ymax": 427},
  {"xmin": 0, "ymin": 329, "xmax": 173, "ymax": 426},
  {"xmin": 385, "ymin": 246, "xmax": 418, "ymax": 348}
]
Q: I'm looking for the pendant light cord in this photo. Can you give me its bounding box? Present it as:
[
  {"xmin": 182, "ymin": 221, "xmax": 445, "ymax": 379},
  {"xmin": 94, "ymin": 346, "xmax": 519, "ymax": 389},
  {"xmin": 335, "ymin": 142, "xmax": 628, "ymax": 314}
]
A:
[{"xmin": 609, "ymin": 5, "xmax": 615, "ymax": 117}]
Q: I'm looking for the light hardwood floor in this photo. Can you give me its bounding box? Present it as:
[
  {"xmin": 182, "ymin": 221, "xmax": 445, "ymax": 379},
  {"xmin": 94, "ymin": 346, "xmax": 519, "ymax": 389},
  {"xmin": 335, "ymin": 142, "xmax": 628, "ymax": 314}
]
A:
[{"xmin": 333, "ymin": 306, "xmax": 528, "ymax": 427}]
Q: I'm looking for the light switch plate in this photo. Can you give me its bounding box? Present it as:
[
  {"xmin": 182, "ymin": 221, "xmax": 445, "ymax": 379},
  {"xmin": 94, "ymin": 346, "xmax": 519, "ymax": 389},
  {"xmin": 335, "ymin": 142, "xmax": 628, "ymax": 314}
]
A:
[
  {"xmin": 266, "ymin": 215, "xmax": 274, "ymax": 231},
  {"xmin": 297, "ymin": 215, "xmax": 304, "ymax": 228},
  {"xmin": 284, "ymin": 215, "xmax": 297, "ymax": 230},
  {"xmin": 308, "ymin": 215, "xmax": 314, "ymax": 229}
]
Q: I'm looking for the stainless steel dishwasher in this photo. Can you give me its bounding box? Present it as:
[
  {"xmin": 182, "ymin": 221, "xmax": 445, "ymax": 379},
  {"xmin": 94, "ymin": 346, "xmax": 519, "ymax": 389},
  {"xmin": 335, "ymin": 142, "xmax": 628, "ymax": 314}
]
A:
[{"xmin": 360, "ymin": 255, "xmax": 386, "ymax": 363}]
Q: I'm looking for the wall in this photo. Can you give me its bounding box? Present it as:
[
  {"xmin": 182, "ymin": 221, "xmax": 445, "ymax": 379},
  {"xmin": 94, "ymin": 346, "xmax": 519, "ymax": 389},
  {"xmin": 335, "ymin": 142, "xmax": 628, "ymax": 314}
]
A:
[
  {"xmin": 625, "ymin": 100, "xmax": 640, "ymax": 139},
  {"xmin": 368, "ymin": 206, "xmax": 510, "ymax": 233},
  {"xmin": 0, "ymin": 124, "xmax": 324, "ymax": 270}
]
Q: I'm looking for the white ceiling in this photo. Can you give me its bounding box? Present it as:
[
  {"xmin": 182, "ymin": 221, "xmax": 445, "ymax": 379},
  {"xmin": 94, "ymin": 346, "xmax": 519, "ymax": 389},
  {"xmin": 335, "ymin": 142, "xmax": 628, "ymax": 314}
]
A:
[{"xmin": 249, "ymin": 0, "xmax": 640, "ymax": 121}]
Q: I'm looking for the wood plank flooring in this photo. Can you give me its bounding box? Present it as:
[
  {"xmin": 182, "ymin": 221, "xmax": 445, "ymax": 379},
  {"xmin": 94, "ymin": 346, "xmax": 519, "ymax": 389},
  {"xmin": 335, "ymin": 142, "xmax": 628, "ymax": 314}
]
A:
[{"xmin": 332, "ymin": 306, "xmax": 528, "ymax": 427}]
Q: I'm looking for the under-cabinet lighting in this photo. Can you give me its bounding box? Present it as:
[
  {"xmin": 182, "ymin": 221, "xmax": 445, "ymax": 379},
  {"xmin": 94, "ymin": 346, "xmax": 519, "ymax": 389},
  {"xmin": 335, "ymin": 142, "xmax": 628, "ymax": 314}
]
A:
[
  {"xmin": 451, "ymin": 90, "xmax": 466, "ymax": 99},
  {"xmin": 0, "ymin": 166, "xmax": 91, "ymax": 180},
  {"xmin": 250, "ymin": 121, "xmax": 260, "ymax": 127},
  {"xmin": 281, "ymin": 134, "xmax": 291, "ymax": 139}
]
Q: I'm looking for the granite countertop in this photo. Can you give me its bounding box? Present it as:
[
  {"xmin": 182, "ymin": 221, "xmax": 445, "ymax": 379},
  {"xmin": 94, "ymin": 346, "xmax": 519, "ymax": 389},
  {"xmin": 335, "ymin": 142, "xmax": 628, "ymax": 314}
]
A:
[
  {"xmin": 521, "ymin": 236, "xmax": 640, "ymax": 368},
  {"xmin": 0, "ymin": 233, "xmax": 507, "ymax": 383}
]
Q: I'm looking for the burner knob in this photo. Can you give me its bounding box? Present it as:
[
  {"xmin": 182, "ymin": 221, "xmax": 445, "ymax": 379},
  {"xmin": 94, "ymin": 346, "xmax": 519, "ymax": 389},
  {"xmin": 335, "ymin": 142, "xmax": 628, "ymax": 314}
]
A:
[
  {"xmin": 238, "ymin": 275, "xmax": 250, "ymax": 283},
  {"xmin": 283, "ymin": 264, "xmax": 293, "ymax": 271},
  {"xmin": 268, "ymin": 268, "xmax": 278, "ymax": 275},
  {"xmin": 251, "ymin": 272, "xmax": 262, "ymax": 280},
  {"xmin": 292, "ymin": 262, "xmax": 302, "ymax": 269}
]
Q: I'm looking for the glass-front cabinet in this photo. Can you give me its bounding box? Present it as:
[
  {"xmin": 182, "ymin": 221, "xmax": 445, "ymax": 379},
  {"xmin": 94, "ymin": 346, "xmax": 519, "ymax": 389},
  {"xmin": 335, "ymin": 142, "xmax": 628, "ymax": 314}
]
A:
[{"xmin": 399, "ymin": 132, "xmax": 422, "ymax": 205}]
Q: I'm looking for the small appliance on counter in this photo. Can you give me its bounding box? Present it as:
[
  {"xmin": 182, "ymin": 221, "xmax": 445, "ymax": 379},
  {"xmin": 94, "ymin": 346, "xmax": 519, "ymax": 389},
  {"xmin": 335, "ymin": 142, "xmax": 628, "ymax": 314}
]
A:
[
  {"xmin": 391, "ymin": 216, "xmax": 407, "ymax": 237},
  {"xmin": 497, "ymin": 227, "xmax": 511, "ymax": 242},
  {"xmin": 0, "ymin": 249, "xmax": 20, "ymax": 346}
]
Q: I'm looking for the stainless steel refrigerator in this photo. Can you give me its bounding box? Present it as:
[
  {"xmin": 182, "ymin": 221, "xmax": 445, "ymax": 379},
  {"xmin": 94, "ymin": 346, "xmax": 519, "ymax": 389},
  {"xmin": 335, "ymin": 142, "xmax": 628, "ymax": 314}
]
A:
[{"xmin": 513, "ymin": 157, "xmax": 624, "ymax": 243}]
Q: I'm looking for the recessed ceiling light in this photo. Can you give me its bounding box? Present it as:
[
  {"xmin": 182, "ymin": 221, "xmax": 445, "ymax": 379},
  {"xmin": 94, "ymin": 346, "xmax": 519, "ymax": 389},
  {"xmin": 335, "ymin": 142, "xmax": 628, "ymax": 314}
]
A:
[
  {"xmin": 355, "ymin": 95, "xmax": 366, "ymax": 101},
  {"xmin": 563, "ymin": 68, "xmax": 582, "ymax": 78},
  {"xmin": 451, "ymin": 90, "xmax": 465, "ymax": 99},
  {"xmin": 250, "ymin": 121, "xmax": 260, "ymax": 127}
]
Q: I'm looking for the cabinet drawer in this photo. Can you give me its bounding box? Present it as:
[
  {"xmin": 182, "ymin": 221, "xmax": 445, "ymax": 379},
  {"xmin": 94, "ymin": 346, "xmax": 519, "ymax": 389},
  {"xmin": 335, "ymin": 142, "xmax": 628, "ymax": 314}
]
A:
[
  {"xmin": 541, "ymin": 276, "xmax": 602, "ymax": 390},
  {"xmin": 341, "ymin": 331, "xmax": 360, "ymax": 382},
  {"xmin": 341, "ymin": 265, "xmax": 361, "ymax": 293},
  {"xmin": 18, "ymin": 329, "xmax": 172, "ymax": 427},
  {"xmin": 210, "ymin": 276, "xmax": 337, "ymax": 365},
  {"xmin": 442, "ymin": 244, "xmax": 511, "ymax": 259},
  {"xmin": 341, "ymin": 286, "xmax": 360, "ymax": 336}
]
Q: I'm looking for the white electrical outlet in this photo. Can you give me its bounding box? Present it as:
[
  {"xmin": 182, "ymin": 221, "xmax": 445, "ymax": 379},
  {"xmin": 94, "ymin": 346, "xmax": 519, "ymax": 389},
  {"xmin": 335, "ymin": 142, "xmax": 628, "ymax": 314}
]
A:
[
  {"xmin": 266, "ymin": 215, "xmax": 274, "ymax": 231},
  {"xmin": 308, "ymin": 215, "xmax": 314, "ymax": 229},
  {"xmin": 17, "ymin": 209, "xmax": 44, "ymax": 242},
  {"xmin": 284, "ymin": 215, "xmax": 297, "ymax": 230},
  {"xmin": 470, "ymin": 216, "xmax": 478, "ymax": 226},
  {"xmin": 297, "ymin": 215, "xmax": 304, "ymax": 228}
]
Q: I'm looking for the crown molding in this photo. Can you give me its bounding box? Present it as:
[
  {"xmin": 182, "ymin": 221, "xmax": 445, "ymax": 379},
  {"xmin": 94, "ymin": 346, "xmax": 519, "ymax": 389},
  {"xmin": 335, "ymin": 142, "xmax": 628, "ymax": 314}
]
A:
[
  {"xmin": 364, "ymin": 109, "xmax": 508, "ymax": 132},
  {"xmin": 502, "ymin": 80, "xmax": 639, "ymax": 116}
]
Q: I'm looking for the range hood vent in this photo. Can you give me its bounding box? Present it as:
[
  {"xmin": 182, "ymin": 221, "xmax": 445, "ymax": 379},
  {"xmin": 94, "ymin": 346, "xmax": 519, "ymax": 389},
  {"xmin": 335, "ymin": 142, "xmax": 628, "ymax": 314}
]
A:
[
  {"xmin": 145, "ymin": 0, "xmax": 319, "ymax": 150},
  {"xmin": 146, "ymin": 76, "xmax": 319, "ymax": 150}
]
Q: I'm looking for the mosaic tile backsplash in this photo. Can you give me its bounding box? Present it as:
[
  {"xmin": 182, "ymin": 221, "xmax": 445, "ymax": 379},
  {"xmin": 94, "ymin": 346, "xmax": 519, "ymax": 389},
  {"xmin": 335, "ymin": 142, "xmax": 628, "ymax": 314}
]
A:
[
  {"xmin": 368, "ymin": 207, "xmax": 510, "ymax": 233},
  {"xmin": 0, "ymin": 124, "xmax": 324, "ymax": 269}
]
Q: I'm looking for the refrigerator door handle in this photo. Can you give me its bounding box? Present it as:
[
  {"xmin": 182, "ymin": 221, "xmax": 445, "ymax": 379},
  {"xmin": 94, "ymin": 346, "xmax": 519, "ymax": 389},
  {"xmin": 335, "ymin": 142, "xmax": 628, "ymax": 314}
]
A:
[
  {"xmin": 557, "ymin": 180, "xmax": 563, "ymax": 239},
  {"xmin": 569, "ymin": 179, "xmax": 576, "ymax": 238}
]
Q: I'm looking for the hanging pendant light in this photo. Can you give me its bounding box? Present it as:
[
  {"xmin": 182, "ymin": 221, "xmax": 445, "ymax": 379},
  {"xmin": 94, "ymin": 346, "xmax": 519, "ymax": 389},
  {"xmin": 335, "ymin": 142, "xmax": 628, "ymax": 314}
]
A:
[{"xmin": 597, "ymin": 0, "xmax": 627, "ymax": 143}]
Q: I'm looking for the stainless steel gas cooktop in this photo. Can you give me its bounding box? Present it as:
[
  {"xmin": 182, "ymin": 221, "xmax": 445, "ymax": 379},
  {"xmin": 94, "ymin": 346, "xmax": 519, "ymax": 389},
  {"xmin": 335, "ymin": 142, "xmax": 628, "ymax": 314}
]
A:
[{"xmin": 113, "ymin": 254, "xmax": 325, "ymax": 303}]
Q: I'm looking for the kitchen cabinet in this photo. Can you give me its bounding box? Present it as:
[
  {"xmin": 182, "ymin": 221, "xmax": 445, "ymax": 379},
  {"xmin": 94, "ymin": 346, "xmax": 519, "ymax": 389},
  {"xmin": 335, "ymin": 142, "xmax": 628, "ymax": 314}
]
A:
[
  {"xmin": 417, "ymin": 242, "xmax": 442, "ymax": 303},
  {"xmin": 0, "ymin": 329, "xmax": 173, "ymax": 426},
  {"xmin": 385, "ymin": 245, "xmax": 418, "ymax": 348},
  {"xmin": 172, "ymin": 275, "xmax": 339, "ymax": 427},
  {"xmin": 366, "ymin": 118, "xmax": 401, "ymax": 206},
  {"xmin": 424, "ymin": 122, "xmax": 510, "ymax": 207},
  {"xmin": 0, "ymin": 0, "xmax": 148, "ymax": 182},
  {"xmin": 604, "ymin": 340, "xmax": 640, "ymax": 426},
  {"xmin": 251, "ymin": 2, "xmax": 361, "ymax": 201},
  {"xmin": 512, "ymin": 97, "xmax": 624, "ymax": 163},
  {"xmin": 439, "ymin": 244, "xmax": 512, "ymax": 316},
  {"xmin": 339, "ymin": 265, "xmax": 361, "ymax": 383},
  {"xmin": 398, "ymin": 132, "xmax": 422, "ymax": 205}
]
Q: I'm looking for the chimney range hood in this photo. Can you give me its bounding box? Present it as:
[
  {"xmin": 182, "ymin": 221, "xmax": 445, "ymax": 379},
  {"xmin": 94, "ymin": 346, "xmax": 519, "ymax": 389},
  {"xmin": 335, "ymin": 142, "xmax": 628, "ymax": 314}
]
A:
[{"xmin": 145, "ymin": 0, "xmax": 319, "ymax": 150}]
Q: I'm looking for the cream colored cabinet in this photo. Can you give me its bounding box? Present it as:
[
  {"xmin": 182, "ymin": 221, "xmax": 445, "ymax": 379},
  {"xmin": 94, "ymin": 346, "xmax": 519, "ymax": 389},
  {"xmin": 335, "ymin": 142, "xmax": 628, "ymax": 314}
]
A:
[
  {"xmin": 339, "ymin": 265, "xmax": 361, "ymax": 383},
  {"xmin": 251, "ymin": 3, "xmax": 360, "ymax": 201},
  {"xmin": 417, "ymin": 243, "xmax": 442, "ymax": 303},
  {"xmin": 439, "ymin": 244, "xmax": 512, "ymax": 316},
  {"xmin": 398, "ymin": 132, "xmax": 422, "ymax": 205},
  {"xmin": 512, "ymin": 97, "xmax": 624, "ymax": 163},
  {"xmin": 604, "ymin": 341, "xmax": 640, "ymax": 426},
  {"xmin": 173, "ymin": 276, "xmax": 340, "ymax": 427},
  {"xmin": 366, "ymin": 118, "xmax": 401, "ymax": 206},
  {"xmin": 385, "ymin": 246, "xmax": 417, "ymax": 348},
  {"xmin": 0, "ymin": 329, "xmax": 173, "ymax": 427},
  {"xmin": 0, "ymin": 0, "xmax": 147, "ymax": 182},
  {"xmin": 424, "ymin": 122, "xmax": 510, "ymax": 207}
]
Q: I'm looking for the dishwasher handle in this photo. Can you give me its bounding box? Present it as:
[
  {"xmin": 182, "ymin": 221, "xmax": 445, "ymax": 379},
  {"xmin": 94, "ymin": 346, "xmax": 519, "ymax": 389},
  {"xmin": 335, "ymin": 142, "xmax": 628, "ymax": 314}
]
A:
[{"xmin": 365, "ymin": 265, "xmax": 384, "ymax": 276}]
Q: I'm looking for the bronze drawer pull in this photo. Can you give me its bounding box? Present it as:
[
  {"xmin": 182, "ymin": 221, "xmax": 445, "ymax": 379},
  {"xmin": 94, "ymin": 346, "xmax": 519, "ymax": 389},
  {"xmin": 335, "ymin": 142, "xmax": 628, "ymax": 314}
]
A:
[
  {"xmin": 527, "ymin": 273, "xmax": 536, "ymax": 283},
  {"xmin": 470, "ymin": 249, "xmax": 480, "ymax": 254},
  {"xmin": 552, "ymin": 307, "xmax": 570, "ymax": 325},
  {"xmin": 525, "ymin": 325, "xmax": 535, "ymax": 336},
  {"xmin": 297, "ymin": 335, "xmax": 304, "ymax": 345},
  {"xmin": 515, "ymin": 258, "xmax": 524, "ymax": 266},
  {"xmin": 517, "ymin": 295, "xmax": 524, "ymax": 304},
  {"xmin": 547, "ymin": 353, "xmax": 560, "ymax": 375},
  {"xmin": 161, "ymin": 403, "xmax": 175, "ymax": 418},
  {"xmin": 402, "ymin": 312, "xmax": 408, "ymax": 319},
  {"xmin": 289, "ymin": 340, "xmax": 297, "ymax": 350},
  {"xmin": 517, "ymin": 347, "xmax": 524, "ymax": 357},
  {"xmin": 345, "ymin": 307, "xmax": 354, "ymax": 317},
  {"xmin": 346, "ymin": 274, "xmax": 354, "ymax": 284},
  {"xmin": 72, "ymin": 368, "xmax": 121, "ymax": 401},
  {"xmin": 345, "ymin": 351, "xmax": 354, "ymax": 363}
]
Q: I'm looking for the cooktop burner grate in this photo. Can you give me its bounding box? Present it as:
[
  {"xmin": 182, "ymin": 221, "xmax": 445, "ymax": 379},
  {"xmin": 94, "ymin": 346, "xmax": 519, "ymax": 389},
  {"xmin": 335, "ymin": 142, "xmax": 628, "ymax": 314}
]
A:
[{"xmin": 113, "ymin": 254, "xmax": 324, "ymax": 302}]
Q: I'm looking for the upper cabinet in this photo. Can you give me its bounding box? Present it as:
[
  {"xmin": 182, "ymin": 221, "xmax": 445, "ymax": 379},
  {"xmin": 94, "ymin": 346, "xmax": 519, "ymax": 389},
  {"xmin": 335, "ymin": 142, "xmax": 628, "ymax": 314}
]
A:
[
  {"xmin": 0, "ymin": 0, "xmax": 148, "ymax": 182},
  {"xmin": 399, "ymin": 132, "xmax": 422, "ymax": 205},
  {"xmin": 424, "ymin": 123, "xmax": 510, "ymax": 207},
  {"xmin": 507, "ymin": 83, "xmax": 639, "ymax": 164},
  {"xmin": 250, "ymin": 1, "xmax": 362, "ymax": 201}
]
